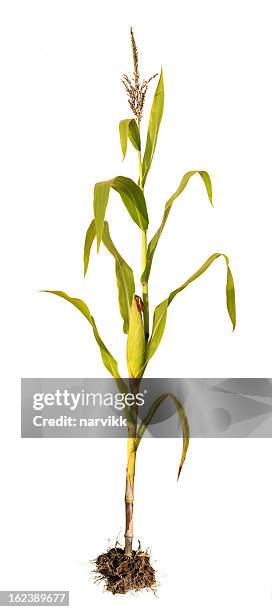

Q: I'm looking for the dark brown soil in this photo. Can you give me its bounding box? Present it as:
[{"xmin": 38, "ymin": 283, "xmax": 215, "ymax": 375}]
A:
[{"xmin": 94, "ymin": 545, "xmax": 157, "ymax": 594}]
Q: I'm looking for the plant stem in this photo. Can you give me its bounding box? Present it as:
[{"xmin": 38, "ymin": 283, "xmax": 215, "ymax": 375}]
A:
[
  {"xmin": 138, "ymin": 149, "xmax": 149, "ymax": 340},
  {"xmin": 124, "ymin": 428, "xmax": 137, "ymax": 556},
  {"xmin": 124, "ymin": 132, "xmax": 148, "ymax": 557},
  {"xmin": 141, "ymin": 229, "xmax": 149, "ymax": 339},
  {"xmin": 124, "ymin": 379, "xmax": 139, "ymax": 556}
]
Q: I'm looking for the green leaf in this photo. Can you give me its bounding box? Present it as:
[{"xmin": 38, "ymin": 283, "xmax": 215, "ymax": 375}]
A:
[
  {"xmin": 94, "ymin": 176, "xmax": 149, "ymax": 251},
  {"xmin": 43, "ymin": 290, "xmax": 122, "ymax": 379},
  {"xmin": 83, "ymin": 219, "xmax": 96, "ymax": 277},
  {"xmin": 171, "ymin": 394, "xmax": 190, "ymax": 479},
  {"xmin": 141, "ymin": 170, "xmax": 213, "ymax": 284},
  {"xmin": 102, "ymin": 222, "xmax": 135, "ymax": 333},
  {"xmin": 93, "ymin": 180, "xmax": 111, "ymax": 252},
  {"xmin": 136, "ymin": 392, "xmax": 168, "ymax": 444},
  {"xmin": 119, "ymin": 118, "xmax": 141, "ymax": 159},
  {"xmin": 136, "ymin": 392, "xmax": 189, "ymax": 479},
  {"xmin": 113, "ymin": 177, "xmax": 148, "ymax": 230},
  {"xmin": 226, "ymin": 265, "xmax": 236, "ymax": 331},
  {"xmin": 146, "ymin": 253, "xmax": 236, "ymax": 364},
  {"xmin": 142, "ymin": 68, "xmax": 164, "ymax": 186},
  {"xmin": 83, "ymin": 220, "xmax": 135, "ymax": 333}
]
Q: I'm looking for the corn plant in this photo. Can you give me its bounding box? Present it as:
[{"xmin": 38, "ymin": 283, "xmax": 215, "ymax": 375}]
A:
[{"xmin": 45, "ymin": 28, "xmax": 236, "ymax": 565}]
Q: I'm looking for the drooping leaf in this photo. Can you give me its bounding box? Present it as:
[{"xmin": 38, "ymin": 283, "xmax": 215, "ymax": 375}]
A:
[
  {"xmin": 167, "ymin": 253, "xmax": 236, "ymax": 319},
  {"xmin": 142, "ymin": 68, "xmax": 164, "ymax": 186},
  {"xmin": 83, "ymin": 220, "xmax": 135, "ymax": 333},
  {"xmin": 102, "ymin": 222, "xmax": 135, "ymax": 333},
  {"xmin": 113, "ymin": 177, "xmax": 148, "ymax": 230},
  {"xmin": 170, "ymin": 394, "xmax": 190, "ymax": 479},
  {"xmin": 141, "ymin": 170, "xmax": 213, "ymax": 284},
  {"xmin": 226, "ymin": 266, "xmax": 236, "ymax": 331},
  {"xmin": 94, "ymin": 176, "xmax": 149, "ymax": 251},
  {"xmin": 83, "ymin": 219, "xmax": 96, "ymax": 277},
  {"xmin": 43, "ymin": 291, "xmax": 122, "ymax": 379},
  {"xmin": 119, "ymin": 118, "xmax": 141, "ymax": 159},
  {"xmin": 146, "ymin": 253, "xmax": 236, "ymax": 364},
  {"xmin": 136, "ymin": 392, "xmax": 189, "ymax": 479},
  {"xmin": 136, "ymin": 392, "xmax": 168, "ymax": 444}
]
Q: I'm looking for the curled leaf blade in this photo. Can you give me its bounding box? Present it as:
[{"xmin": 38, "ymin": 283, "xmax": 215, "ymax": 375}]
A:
[
  {"xmin": 112, "ymin": 176, "xmax": 148, "ymax": 230},
  {"xmin": 94, "ymin": 176, "xmax": 149, "ymax": 251},
  {"xmin": 119, "ymin": 118, "xmax": 141, "ymax": 159}
]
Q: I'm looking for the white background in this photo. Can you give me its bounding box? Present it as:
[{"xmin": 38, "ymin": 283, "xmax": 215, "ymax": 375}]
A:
[{"xmin": 1, "ymin": 0, "xmax": 272, "ymax": 609}]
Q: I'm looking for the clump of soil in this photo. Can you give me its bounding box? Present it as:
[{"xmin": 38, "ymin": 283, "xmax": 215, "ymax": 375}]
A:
[{"xmin": 94, "ymin": 545, "xmax": 157, "ymax": 594}]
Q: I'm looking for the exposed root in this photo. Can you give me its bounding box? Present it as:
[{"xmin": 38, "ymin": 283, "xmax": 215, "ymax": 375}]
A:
[{"xmin": 93, "ymin": 544, "xmax": 157, "ymax": 595}]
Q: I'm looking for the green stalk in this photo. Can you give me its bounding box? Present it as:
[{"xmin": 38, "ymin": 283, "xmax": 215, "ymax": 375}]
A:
[
  {"xmin": 124, "ymin": 134, "xmax": 149, "ymax": 557},
  {"xmin": 138, "ymin": 148, "xmax": 149, "ymax": 340},
  {"xmin": 124, "ymin": 378, "xmax": 139, "ymax": 556}
]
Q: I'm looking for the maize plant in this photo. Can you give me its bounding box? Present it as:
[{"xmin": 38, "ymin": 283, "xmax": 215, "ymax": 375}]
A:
[{"xmin": 44, "ymin": 28, "xmax": 236, "ymax": 593}]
